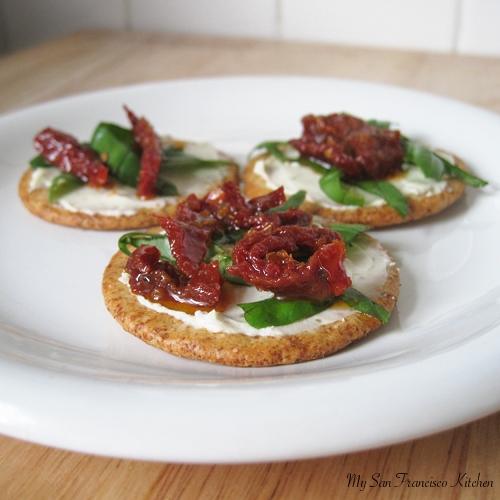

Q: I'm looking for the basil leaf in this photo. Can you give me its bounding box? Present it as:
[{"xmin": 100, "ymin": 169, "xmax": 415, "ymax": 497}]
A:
[
  {"xmin": 339, "ymin": 287, "xmax": 390, "ymax": 324},
  {"xmin": 437, "ymin": 153, "xmax": 488, "ymax": 188},
  {"xmin": 329, "ymin": 223, "xmax": 371, "ymax": 243},
  {"xmin": 250, "ymin": 141, "xmax": 291, "ymax": 162},
  {"xmin": 404, "ymin": 140, "xmax": 488, "ymax": 187},
  {"xmin": 357, "ymin": 180, "xmax": 409, "ymax": 218},
  {"xmin": 403, "ymin": 140, "xmax": 445, "ymax": 180},
  {"xmin": 239, "ymin": 286, "xmax": 391, "ymax": 328},
  {"xmin": 30, "ymin": 154, "xmax": 53, "ymax": 169},
  {"xmin": 90, "ymin": 123, "xmax": 140, "ymax": 187},
  {"xmin": 205, "ymin": 243, "xmax": 248, "ymax": 285},
  {"xmin": 161, "ymin": 145, "xmax": 234, "ymax": 170},
  {"xmin": 118, "ymin": 232, "xmax": 175, "ymax": 262},
  {"xmin": 320, "ymin": 170, "xmax": 365, "ymax": 206},
  {"xmin": 252, "ymin": 140, "xmax": 330, "ymax": 176},
  {"xmin": 156, "ymin": 177, "xmax": 178, "ymax": 196},
  {"xmin": 239, "ymin": 297, "xmax": 334, "ymax": 329},
  {"xmin": 266, "ymin": 190, "xmax": 306, "ymax": 213},
  {"xmin": 48, "ymin": 173, "xmax": 84, "ymax": 202}
]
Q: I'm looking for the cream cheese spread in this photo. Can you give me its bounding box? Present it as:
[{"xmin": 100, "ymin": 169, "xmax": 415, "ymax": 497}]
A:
[
  {"xmin": 120, "ymin": 234, "xmax": 394, "ymax": 337},
  {"xmin": 29, "ymin": 142, "xmax": 230, "ymax": 216},
  {"xmin": 253, "ymin": 155, "xmax": 449, "ymax": 210}
]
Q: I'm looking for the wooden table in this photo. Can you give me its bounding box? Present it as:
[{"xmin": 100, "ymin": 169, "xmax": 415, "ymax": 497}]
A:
[{"xmin": 1, "ymin": 31, "xmax": 499, "ymax": 500}]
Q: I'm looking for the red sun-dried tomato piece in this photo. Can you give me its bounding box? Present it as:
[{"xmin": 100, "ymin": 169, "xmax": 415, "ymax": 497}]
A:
[
  {"xmin": 248, "ymin": 186, "xmax": 287, "ymax": 212},
  {"xmin": 175, "ymin": 182, "xmax": 312, "ymax": 235},
  {"xmin": 289, "ymin": 113, "xmax": 404, "ymax": 181},
  {"xmin": 125, "ymin": 106, "xmax": 162, "ymax": 199},
  {"xmin": 125, "ymin": 244, "xmax": 222, "ymax": 308},
  {"xmin": 34, "ymin": 128, "xmax": 108, "ymax": 186},
  {"xmin": 155, "ymin": 215, "xmax": 212, "ymax": 277},
  {"xmin": 177, "ymin": 260, "xmax": 222, "ymax": 307},
  {"xmin": 227, "ymin": 225, "xmax": 351, "ymax": 300}
]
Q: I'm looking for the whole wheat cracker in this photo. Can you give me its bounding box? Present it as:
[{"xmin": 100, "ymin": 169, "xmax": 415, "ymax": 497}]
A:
[
  {"xmin": 242, "ymin": 152, "xmax": 468, "ymax": 228},
  {"xmin": 18, "ymin": 163, "xmax": 238, "ymax": 230},
  {"xmin": 102, "ymin": 235, "xmax": 400, "ymax": 367}
]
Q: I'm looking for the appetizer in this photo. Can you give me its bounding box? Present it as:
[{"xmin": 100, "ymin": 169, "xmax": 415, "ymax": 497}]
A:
[
  {"xmin": 243, "ymin": 113, "xmax": 487, "ymax": 227},
  {"xmin": 19, "ymin": 106, "xmax": 238, "ymax": 230},
  {"xmin": 102, "ymin": 182, "xmax": 400, "ymax": 367}
]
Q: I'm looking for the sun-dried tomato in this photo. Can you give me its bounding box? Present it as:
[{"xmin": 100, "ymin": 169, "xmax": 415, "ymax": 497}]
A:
[
  {"xmin": 289, "ymin": 114, "xmax": 404, "ymax": 181},
  {"xmin": 227, "ymin": 225, "xmax": 351, "ymax": 301},
  {"xmin": 125, "ymin": 244, "xmax": 222, "ymax": 308},
  {"xmin": 126, "ymin": 183, "xmax": 332, "ymax": 309},
  {"xmin": 248, "ymin": 186, "xmax": 287, "ymax": 212},
  {"xmin": 154, "ymin": 215, "xmax": 213, "ymax": 277},
  {"xmin": 34, "ymin": 128, "xmax": 108, "ymax": 186},
  {"xmin": 175, "ymin": 182, "xmax": 312, "ymax": 235},
  {"xmin": 125, "ymin": 106, "xmax": 162, "ymax": 199}
]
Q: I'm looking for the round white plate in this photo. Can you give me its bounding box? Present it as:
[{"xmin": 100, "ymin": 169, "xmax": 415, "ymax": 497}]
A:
[{"xmin": 1, "ymin": 76, "xmax": 499, "ymax": 463}]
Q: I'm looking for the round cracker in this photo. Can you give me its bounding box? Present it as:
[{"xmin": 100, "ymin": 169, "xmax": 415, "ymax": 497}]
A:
[
  {"xmin": 102, "ymin": 236, "xmax": 400, "ymax": 367},
  {"xmin": 242, "ymin": 153, "xmax": 467, "ymax": 227},
  {"xmin": 18, "ymin": 164, "xmax": 238, "ymax": 230}
]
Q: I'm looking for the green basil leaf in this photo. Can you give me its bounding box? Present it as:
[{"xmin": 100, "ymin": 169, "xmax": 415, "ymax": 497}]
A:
[
  {"xmin": 205, "ymin": 243, "xmax": 248, "ymax": 285},
  {"xmin": 357, "ymin": 180, "xmax": 409, "ymax": 218},
  {"xmin": 266, "ymin": 190, "xmax": 306, "ymax": 213},
  {"xmin": 118, "ymin": 232, "xmax": 175, "ymax": 262},
  {"xmin": 90, "ymin": 123, "xmax": 141, "ymax": 187},
  {"xmin": 30, "ymin": 154, "xmax": 53, "ymax": 169},
  {"xmin": 437, "ymin": 153, "xmax": 488, "ymax": 188},
  {"xmin": 239, "ymin": 297, "xmax": 334, "ymax": 329},
  {"xmin": 329, "ymin": 223, "xmax": 371, "ymax": 243},
  {"xmin": 339, "ymin": 287, "xmax": 390, "ymax": 324},
  {"xmin": 404, "ymin": 138, "xmax": 487, "ymax": 187},
  {"xmin": 252, "ymin": 140, "xmax": 330, "ymax": 175},
  {"xmin": 250, "ymin": 141, "xmax": 291, "ymax": 162},
  {"xmin": 320, "ymin": 170, "xmax": 365, "ymax": 206},
  {"xmin": 156, "ymin": 177, "xmax": 178, "ymax": 196},
  {"xmin": 48, "ymin": 173, "xmax": 84, "ymax": 202},
  {"xmin": 161, "ymin": 145, "xmax": 235, "ymax": 170},
  {"xmin": 403, "ymin": 140, "xmax": 445, "ymax": 180}
]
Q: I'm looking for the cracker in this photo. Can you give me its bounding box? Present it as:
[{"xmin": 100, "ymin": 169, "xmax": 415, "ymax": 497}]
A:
[
  {"xmin": 102, "ymin": 236, "xmax": 400, "ymax": 367},
  {"xmin": 242, "ymin": 153, "xmax": 467, "ymax": 227},
  {"xmin": 18, "ymin": 164, "xmax": 238, "ymax": 230}
]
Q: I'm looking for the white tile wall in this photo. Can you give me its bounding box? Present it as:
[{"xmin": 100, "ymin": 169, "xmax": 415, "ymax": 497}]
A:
[
  {"xmin": 457, "ymin": 0, "xmax": 500, "ymax": 56},
  {"xmin": 281, "ymin": 0, "xmax": 458, "ymax": 53},
  {"xmin": 129, "ymin": 0, "xmax": 279, "ymax": 39},
  {"xmin": 1, "ymin": 0, "xmax": 500, "ymax": 57}
]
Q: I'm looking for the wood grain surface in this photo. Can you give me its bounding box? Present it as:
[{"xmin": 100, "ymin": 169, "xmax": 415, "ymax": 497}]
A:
[{"xmin": 1, "ymin": 30, "xmax": 499, "ymax": 500}]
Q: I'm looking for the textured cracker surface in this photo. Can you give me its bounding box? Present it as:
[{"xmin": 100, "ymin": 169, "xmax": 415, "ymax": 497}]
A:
[{"xmin": 102, "ymin": 236, "xmax": 400, "ymax": 367}]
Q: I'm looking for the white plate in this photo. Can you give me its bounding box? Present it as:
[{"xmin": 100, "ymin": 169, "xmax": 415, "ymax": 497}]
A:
[{"xmin": 1, "ymin": 76, "xmax": 500, "ymax": 463}]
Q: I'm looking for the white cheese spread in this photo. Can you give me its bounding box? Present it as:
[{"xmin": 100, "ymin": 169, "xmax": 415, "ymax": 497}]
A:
[
  {"xmin": 253, "ymin": 155, "xmax": 448, "ymax": 210},
  {"xmin": 120, "ymin": 234, "xmax": 394, "ymax": 337}
]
